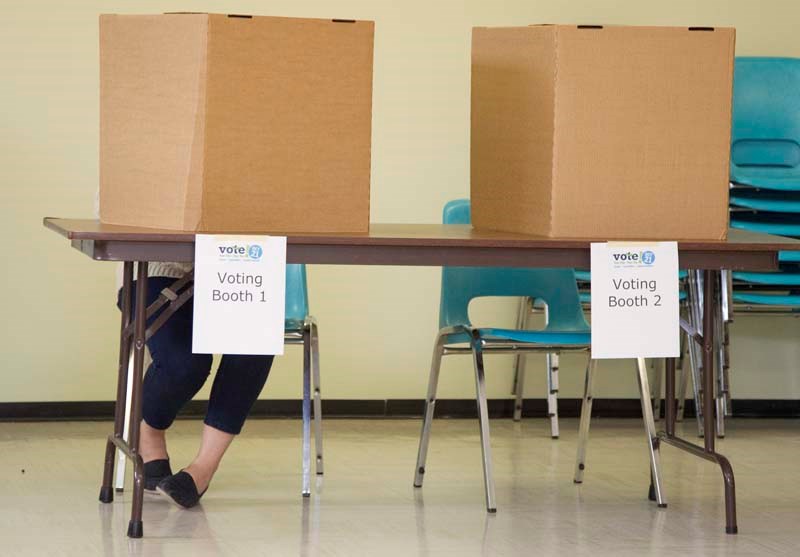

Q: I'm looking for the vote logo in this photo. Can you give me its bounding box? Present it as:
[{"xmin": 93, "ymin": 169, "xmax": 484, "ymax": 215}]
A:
[
  {"xmin": 247, "ymin": 245, "xmax": 263, "ymax": 261},
  {"xmin": 640, "ymin": 251, "xmax": 656, "ymax": 265}
]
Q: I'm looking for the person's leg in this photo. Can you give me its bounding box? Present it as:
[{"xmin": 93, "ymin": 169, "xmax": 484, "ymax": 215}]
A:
[
  {"xmin": 182, "ymin": 425, "xmax": 235, "ymax": 493},
  {"xmin": 120, "ymin": 276, "xmax": 213, "ymax": 464},
  {"xmin": 139, "ymin": 421, "xmax": 169, "ymax": 463},
  {"xmin": 183, "ymin": 354, "xmax": 274, "ymax": 492}
]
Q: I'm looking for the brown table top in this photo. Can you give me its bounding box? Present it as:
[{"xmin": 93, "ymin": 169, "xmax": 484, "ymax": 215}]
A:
[
  {"xmin": 44, "ymin": 218, "xmax": 800, "ymax": 270},
  {"xmin": 43, "ymin": 218, "xmax": 800, "ymax": 250}
]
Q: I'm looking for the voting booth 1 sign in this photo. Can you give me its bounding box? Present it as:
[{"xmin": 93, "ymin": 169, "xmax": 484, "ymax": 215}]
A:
[
  {"xmin": 192, "ymin": 235, "xmax": 286, "ymax": 355},
  {"xmin": 590, "ymin": 242, "xmax": 680, "ymax": 359}
]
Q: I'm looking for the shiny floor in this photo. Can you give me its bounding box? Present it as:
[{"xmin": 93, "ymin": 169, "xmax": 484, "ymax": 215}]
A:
[{"xmin": 1, "ymin": 417, "xmax": 799, "ymax": 556}]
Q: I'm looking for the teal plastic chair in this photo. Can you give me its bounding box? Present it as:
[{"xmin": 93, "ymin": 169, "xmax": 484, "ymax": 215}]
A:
[
  {"xmin": 114, "ymin": 264, "xmax": 323, "ymax": 497},
  {"xmin": 728, "ymin": 57, "xmax": 800, "ymax": 310},
  {"xmin": 413, "ymin": 200, "xmax": 666, "ymax": 512}
]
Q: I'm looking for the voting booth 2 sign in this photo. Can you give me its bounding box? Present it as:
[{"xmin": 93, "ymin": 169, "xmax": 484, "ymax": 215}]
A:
[
  {"xmin": 590, "ymin": 242, "xmax": 680, "ymax": 359},
  {"xmin": 192, "ymin": 235, "xmax": 287, "ymax": 355}
]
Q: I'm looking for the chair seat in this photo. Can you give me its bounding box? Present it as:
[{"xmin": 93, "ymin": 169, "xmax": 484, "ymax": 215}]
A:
[
  {"xmin": 730, "ymin": 216, "xmax": 800, "ymax": 237},
  {"xmin": 284, "ymin": 318, "xmax": 306, "ymax": 332},
  {"xmin": 730, "ymin": 189, "xmax": 800, "ymax": 213},
  {"xmin": 574, "ymin": 270, "xmax": 688, "ymax": 281},
  {"xmin": 578, "ymin": 291, "xmax": 687, "ymax": 304},
  {"xmin": 733, "ymin": 292, "xmax": 800, "ymax": 306},
  {"xmin": 730, "ymin": 175, "xmax": 800, "ymax": 192},
  {"xmin": 732, "ymin": 271, "xmax": 800, "ymax": 285},
  {"xmin": 445, "ymin": 327, "xmax": 590, "ymax": 346},
  {"xmin": 779, "ymin": 251, "xmax": 800, "ymax": 263}
]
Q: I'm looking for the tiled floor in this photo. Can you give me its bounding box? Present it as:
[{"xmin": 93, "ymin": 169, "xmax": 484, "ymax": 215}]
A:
[{"xmin": 1, "ymin": 417, "xmax": 799, "ymax": 556}]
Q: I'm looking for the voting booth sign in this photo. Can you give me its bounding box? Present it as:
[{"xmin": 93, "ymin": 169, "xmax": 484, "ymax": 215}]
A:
[
  {"xmin": 192, "ymin": 235, "xmax": 286, "ymax": 355},
  {"xmin": 590, "ymin": 242, "xmax": 680, "ymax": 359}
]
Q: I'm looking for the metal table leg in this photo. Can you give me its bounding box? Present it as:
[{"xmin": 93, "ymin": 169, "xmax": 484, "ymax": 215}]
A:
[
  {"xmin": 126, "ymin": 262, "xmax": 149, "ymax": 538},
  {"xmin": 658, "ymin": 269, "xmax": 737, "ymax": 535},
  {"xmin": 99, "ymin": 262, "xmax": 133, "ymax": 504},
  {"xmin": 97, "ymin": 266, "xmax": 196, "ymax": 538}
]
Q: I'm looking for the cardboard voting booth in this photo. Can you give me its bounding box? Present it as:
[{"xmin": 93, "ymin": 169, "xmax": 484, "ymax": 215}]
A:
[
  {"xmin": 471, "ymin": 24, "xmax": 735, "ymax": 240},
  {"xmin": 99, "ymin": 13, "xmax": 374, "ymax": 233}
]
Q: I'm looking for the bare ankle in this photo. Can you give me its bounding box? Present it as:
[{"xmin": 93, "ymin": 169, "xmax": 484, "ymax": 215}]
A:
[
  {"xmin": 139, "ymin": 421, "xmax": 169, "ymax": 463},
  {"xmin": 184, "ymin": 462, "xmax": 215, "ymax": 493}
]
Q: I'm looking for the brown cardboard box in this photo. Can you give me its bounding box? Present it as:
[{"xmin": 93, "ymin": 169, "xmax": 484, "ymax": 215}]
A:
[
  {"xmin": 471, "ymin": 25, "xmax": 735, "ymax": 240},
  {"xmin": 100, "ymin": 14, "xmax": 374, "ymax": 232}
]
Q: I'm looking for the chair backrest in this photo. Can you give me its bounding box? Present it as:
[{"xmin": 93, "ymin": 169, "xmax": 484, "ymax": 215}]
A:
[
  {"xmin": 731, "ymin": 57, "xmax": 800, "ymax": 176},
  {"xmin": 439, "ymin": 199, "xmax": 588, "ymax": 332},
  {"xmin": 285, "ymin": 264, "xmax": 309, "ymax": 321}
]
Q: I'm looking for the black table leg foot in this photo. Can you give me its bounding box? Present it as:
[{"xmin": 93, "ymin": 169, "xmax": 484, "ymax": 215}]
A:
[
  {"xmin": 99, "ymin": 486, "xmax": 114, "ymax": 503},
  {"xmin": 648, "ymin": 483, "xmax": 656, "ymax": 502},
  {"xmin": 127, "ymin": 520, "xmax": 143, "ymax": 538}
]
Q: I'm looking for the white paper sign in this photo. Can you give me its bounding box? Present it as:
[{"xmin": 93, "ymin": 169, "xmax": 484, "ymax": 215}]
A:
[
  {"xmin": 192, "ymin": 235, "xmax": 286, "ymax": 355},
  {"xmin": 590, "ymin": 242, "xmax": 680, "ymax": 359}
]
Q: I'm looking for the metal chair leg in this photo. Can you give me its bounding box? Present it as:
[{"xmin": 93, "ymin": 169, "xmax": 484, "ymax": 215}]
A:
[
  {"xmin": 722, "ymin": 270, "xmax": 734, "ymax": 418},
  {"xmin": 511, "ymin": 297, "xmax": 528, "ymax": 402},
  {"xmin": 574, "ymin": 357, "xmax": 597, "ymax": 484},
  {"xmin": 512, "ymin": 350, "xmax": 526, "ymax": 422},
  {"xmin": 688, "ymin": 270, "xmax": 705, "ymax": 437},
  {"xmin": 687, "ymin": 334, "xmax": 704, "ymax": 436},
  {"xmin": 636, "ymin": 357, "xmax": 667, "ymax": 507},
  {"xmin": 676, "ymin": 330, "xmax": 689, "ymax": 422},
  {"xmin": 301, "ymin": 325, "xmax": 312, "ymax": 497},
  {"xmin": 546, "ymin": 352, "xmax": 559, "ymax": 438},
  {"xmin": 414, "ymin": 333, "xmax": 446, "ymax": 488},
  {"xmin": 723, "ymin": 319, "xmax": 732, "ymax": 417},
  {"xmin": 471, "ymin": 334, "xmax": 497, "ymax": 513},
  {"xmin": 310, "ymin": 320, "xmax": 324, "ymax": 476},
  {"xmin": 512, "ymin": 297, "xmax": 532, "ymax": 421},
  {"xmin": 714, "ymin": 288, "xmax": 727, "ymax": 438},
  {"xmin": 652, "ymin": 359, "xmax": 663, "ymax": 421}
]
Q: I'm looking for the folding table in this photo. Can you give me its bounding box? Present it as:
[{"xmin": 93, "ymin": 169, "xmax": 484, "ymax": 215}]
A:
[{"xmin": 44, "ymin": 218, "xmax": 800, "ymax": 537}]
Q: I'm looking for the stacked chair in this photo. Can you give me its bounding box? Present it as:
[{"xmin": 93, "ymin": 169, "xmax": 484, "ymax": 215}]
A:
[
  {"xmin": 712, "ymin": 57, "xmax": 800, "ymax": 435},
  {"xmin": 728, "ymin": 57, "xmax": 800, "ymax": 313},
  {"xmin": 677, "ymin": 270, "xmax": 733, "ymax": 438},
  {"xmin": 670, "ymin": 57, "xmax": 800, "ymax": 439}
]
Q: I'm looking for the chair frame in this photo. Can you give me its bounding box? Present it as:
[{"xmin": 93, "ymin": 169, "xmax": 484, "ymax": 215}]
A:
[
  {"xmin": 511, "ymin": 299, "xmax": 561, "ymax": 437},
  {"xmin": 413, "ymin": 325, "xmax": 595, "ymax": 512},
  {"xmin": 114, "ymin": 293, "xmax": 323, "ymax": 497},
  {"xmin": 413, "ymin": 324, "xmax": 666, "ymax": 512},
  {"xmin": 573, "ymin": 357, "xmax": 667, "ymax": 508}
]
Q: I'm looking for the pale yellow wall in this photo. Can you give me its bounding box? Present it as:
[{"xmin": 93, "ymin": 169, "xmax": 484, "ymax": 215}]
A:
[{"xmin": 3, "ymin": 0, "xmax": 800, "ymax": 404}]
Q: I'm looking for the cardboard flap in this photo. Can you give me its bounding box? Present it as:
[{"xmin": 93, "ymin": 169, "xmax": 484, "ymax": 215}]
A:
[
  {"xmin": 549, "ymin": 25, "xmax": 734, "ymax": 239},
  {"xmin": 99, "ymin": 14, "xmax": 209, "ymax": 229},
  {"xmin": 471, "ymin": 26, "xmax": 557, "ymax": 235}
]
